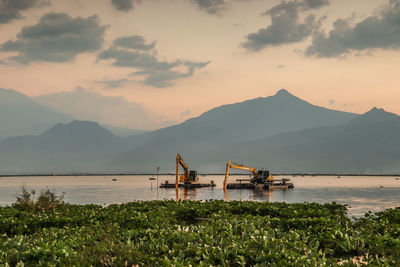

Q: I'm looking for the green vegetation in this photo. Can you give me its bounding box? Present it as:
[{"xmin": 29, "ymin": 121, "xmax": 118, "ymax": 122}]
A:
[
  {"xmin": 14, "ymin": 186, "xmax": 64, "ymax": 211},
  {"xmin": 0, "ymin": 199, "xmax": 399, "ymax": 266}
]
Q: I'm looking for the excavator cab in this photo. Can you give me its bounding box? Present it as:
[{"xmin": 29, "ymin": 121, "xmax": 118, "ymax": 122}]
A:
[
  {"xmin": 188, "ymin": 171, "xmax": 198, "ymax": 183},
  {"xmin": 254, "ymin": 170, "xmax": 270, "ymax": 183}
]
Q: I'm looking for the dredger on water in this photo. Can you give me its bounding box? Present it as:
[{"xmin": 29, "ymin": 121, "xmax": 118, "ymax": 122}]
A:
[
  {"xmin": 160, "ymin": 153, "xmax": 216, "ymax": 188},
  {"xmin": 160, "ymin": 153, "xmax": 294, "ymax": 190}
]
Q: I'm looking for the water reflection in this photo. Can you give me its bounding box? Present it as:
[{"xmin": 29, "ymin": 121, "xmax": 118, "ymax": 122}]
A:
[{"xmin": 0, "ymin": 175, "xmax": 399, "ymax": 216}]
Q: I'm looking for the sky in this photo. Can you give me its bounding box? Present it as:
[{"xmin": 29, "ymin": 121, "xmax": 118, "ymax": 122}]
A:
[{"xmin": 1, "ymin": 0, "xmax": 400, "ymax": 129}]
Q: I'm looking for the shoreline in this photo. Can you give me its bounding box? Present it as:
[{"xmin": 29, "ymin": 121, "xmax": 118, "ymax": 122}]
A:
[{"xmin": 1, "ymin": 173, "xmax": 400, "ymax": 177}]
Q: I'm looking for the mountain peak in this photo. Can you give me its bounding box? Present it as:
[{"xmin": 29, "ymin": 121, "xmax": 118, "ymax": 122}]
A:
[
  {"xmin": 0, "ymin": 88, "xmax": 30, "ymax": 101},
  {"xmin": 43, "ymin": 120, "xmax": 115, "ymax": 138},
  {"xmin": 347, "ymin": 107, "xmax": 399, "ymax": 126},
  {"xmin": 272, "ymin": 89, "xmax": 301, "ymax": 101},
  {"xmin": 368, "ymin": 107, "xmax": 385, "ymax": 113},
  {"xmin": 363, "ymin": 107, "xmax": 397, "ymax": 118},
  {"xmin": 275, "ymin": 88, "xmax": 292, "ymax": 97}
]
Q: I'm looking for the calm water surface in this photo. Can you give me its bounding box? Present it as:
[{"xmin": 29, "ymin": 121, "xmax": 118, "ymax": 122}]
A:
[{"xmin": 1, "ymin": 175, "xmax": 399, "ymax": 216}]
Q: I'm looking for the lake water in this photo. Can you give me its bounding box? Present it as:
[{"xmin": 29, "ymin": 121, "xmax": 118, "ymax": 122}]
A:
[{"xmin": 1, "ymin": 175, "xmax": 399, "ymax": 217}]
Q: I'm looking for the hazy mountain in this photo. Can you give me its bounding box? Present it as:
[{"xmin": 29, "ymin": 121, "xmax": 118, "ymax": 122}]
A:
[
  {"xmin": 3, "ymin": 89, "xmax": 395, "ymax": 174},
  {"xmin": 102, "ymin": 124, "xmax": 148, "ymax": 136},
  {"xmin": 0, "ymin": 121, "xmax": 125, "ymax": 173},
  {"xmin": 207, "ymin": 108, "xmax": 400, "ymax": 174},
  {"xmin": 110, "ymin": 124, "xmax": 233, "ymax": 172},
  {"xmin": 110, "ymin": 89, "xmax": 358, "ymax": 172},
  {"xmin": 34, "ymin": 88, "xmax": 176, "ymax": 131},
  {"xmin": 179, "ymin": 89, "xmax": 357, "ymax": 142},
  {"xmin": 0, "ymin": 88, "xmax": 73, "ymax": 140}
]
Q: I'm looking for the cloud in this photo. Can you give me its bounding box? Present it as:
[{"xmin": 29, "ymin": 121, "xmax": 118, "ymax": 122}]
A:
[
  {"xmin": 0, "ymin": 0, "xmax": 49, "ymax": 24},
  {"xmin": 191, "ymin": 0, "xmax": 252, "ymax": 15},
  {"xmin": 130, "ymin": 60, "xmax": 210, "ymax": 88},
  {"xmin": 191, "ymin": 0, "xmax": 225, "ymax": 15},
  {"xmin": 301, "ymin": 0, "xmax": 330, "ymax": 10},
  {"xmin": 113, "ymin": 35, "xmax": 155, "ymax": 51},
  {"xmin": 95, "ymin": 78, "xmax": 133, "ymax": 89},
  {"xmin": 306, "ymin": 0, "xmax": 400, "ymax": 58},
  {"xmin": 241, "ymin": 0, "xmax": 329, "ymax": 51},
  {"xmin": 0, "ymin": 13, "xmax": 107, "ymax": 63},
  {"xmin": 98, "ymin": 35, "xmax": 210, "ymax": 88},
  {"xmin": 180, "ymin": 109, "xmax": 192, "ymax": 117},
  {"xmin": 111, "ymin": 0, "xmax": 140, "ymax": 12},
  {"xmin": 277, "ymin": 64, "xmax": 286, "ymax": 68}
]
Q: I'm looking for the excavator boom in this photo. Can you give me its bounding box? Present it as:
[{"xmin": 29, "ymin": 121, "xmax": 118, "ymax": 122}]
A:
[
  {"xmin": 223, "ymin": 160, "xmax": 273, "ymax": 190},
  {"xmin": 175, "ymin": 153, "xmax": 198, "ymax": 188}
]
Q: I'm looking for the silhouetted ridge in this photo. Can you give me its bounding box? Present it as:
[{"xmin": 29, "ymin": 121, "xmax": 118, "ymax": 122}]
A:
[
  {"xmin": 346, "ymin": 107, "xmax": 399, "ymax": 127},
  {"xmin": 0, "ymin": 88, "xmax": 30, "ymax": 101},
  {"xmin": 0, "ymin": 120, "xmax": 124, "ymax": 173},
  {"xmin": 110, "ymin": 89, "xmax": 358, "ymax": 172},
  {"xmin": 268, "ymin": 88, "xmax": 307, "ymax": 104},
  {"xmin": 274, "ymin": 88, "xmax": 293, "ymax": 97},
  {"xmin": 43, "ymin": 121, "xmax": 115, "ymax": 139},
  {"xmin": 0, "ymin": 88, "xmax": 73, "ymax": 140}
]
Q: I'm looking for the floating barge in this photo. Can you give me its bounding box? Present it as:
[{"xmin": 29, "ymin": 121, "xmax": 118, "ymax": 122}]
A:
[
  {"xmin": 226, "ymin": 178, "xmax": 294, "ymax": 190},
  {"xmin": 160, "ymin": 180, "xmax": 216, "ymax": 189}
]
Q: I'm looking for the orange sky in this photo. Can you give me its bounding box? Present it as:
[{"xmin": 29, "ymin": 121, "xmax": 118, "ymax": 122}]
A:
[{"xmin": 0, "ymin": 0, "xmax": 399, "ymax": 126}]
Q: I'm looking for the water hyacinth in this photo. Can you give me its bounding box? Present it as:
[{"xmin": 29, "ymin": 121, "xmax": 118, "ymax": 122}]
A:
[{"xmin": 0, "ymin": 200, "xmax": 399, "ymax": 265}]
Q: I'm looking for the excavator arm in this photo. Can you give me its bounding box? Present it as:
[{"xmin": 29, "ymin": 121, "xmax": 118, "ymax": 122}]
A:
[
  {"xmin": 223, "ymin": 161, "xmax": 258, "ymax": 190},
  {"xmin": 175, "ymin": 153, "xmax": 189, "ymax": 188}
]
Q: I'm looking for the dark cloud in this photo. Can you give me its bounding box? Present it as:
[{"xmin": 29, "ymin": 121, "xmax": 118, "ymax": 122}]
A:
[
  {"xmin": 191, "ymin": 0, "xmax": 251, "ymax": 15},
  {"xmin": 302, "ymin": 0, "xmax": 330, "ymax": 10},
  {"xmin": 0, "ymin": 13, "xmax": 107, "ymax": 63},
  {"xmin": 306, "ymin": 0, "xmax": 400, "ymax": 58},
  {"xmin": 192, "ymin": 0, "xmax": 225, "ymax": 15},
  {"xmin": 98, "ymin": 35, "xmax": 210, "ymax": 88},
  {"xmin": 241, "ymin": 0, "xmax": 329, "ymax": 51},
  {"xmin": 113, "ymin": 35, "xmax": 155, "ymax": 51},
  {"xmin": 0, "ymin": 0, "xmax": 49, "ymax": 24},
  {"xmin": 95, "ymin": 78, "xmax": 132, "ymax": 89},
  {"xmin": 98, "ymin": 48, "xmax": 176, "ymax": 70},
  {"xmin": 130, "ymin": 60, "xmax": 210, "ymax": 88},
  {"xmin": 111, "ymin": 0, "xmax": 140, "ymax": 12}
]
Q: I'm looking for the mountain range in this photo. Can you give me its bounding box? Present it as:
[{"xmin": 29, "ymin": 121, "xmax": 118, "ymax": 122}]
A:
[
  {"xmin": 34, "ymin": 88, "xmax": 175, "ymax": 131},
  {"xmin": 0, "ymin": 88, "xmax": 146, "ymax": 140},
  {"xmin": 206, "ymin": 107, "xmax": 400, "ymax": 173},
  {"xmin": 0, "ymin": 88, "xmax": 73, "ymax": 140},
  {"xmin": 0, "ymin": 121, "xmax": 125, "ymax": 173},
  {"xmin": 1, "ymin": 88, "xmax": 399, "ymax": 174},
  {"xmin": 110, "ymin": 89, "xmax": 358, "ymax": 172}
]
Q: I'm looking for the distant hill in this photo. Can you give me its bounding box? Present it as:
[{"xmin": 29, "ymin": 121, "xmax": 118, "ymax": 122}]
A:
[
  {"xmin": 34, "ymin": 88, "xmax": 176, "ymax": 131},
  {"xmin": 0, "ymin": 88, "xmax": 147, "ymax": 139},
  {"xmin": 0, "ymin": 121, "xmax": 125, "ymax": 173},
  {"xmin": 110, "ymin": 123, "xmax": 233, "ymax": 172},
  {"xmin": 3, "ymin": 89, "xmax": 397, "ymax": 174},
  {"xmin": 110, "ymin": 89, "xmax": 358, "ymax": 172},
  {"xmin": 102, "ymin": 124, "xmax": 148, "ymax": 137},
  {"xmin": 179, "ymin": 89, "xmax": 357, "ymax": 142},
  {"xmin": 0, "ymin": 88, "xmax": 73, "ymax": 140},
  {"xmin": 207, "ymin": 108, "xmax": 400, "ymax": 174}
]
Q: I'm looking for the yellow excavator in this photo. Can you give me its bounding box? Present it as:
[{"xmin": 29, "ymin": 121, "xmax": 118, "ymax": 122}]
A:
[
  {"xmin": 175, "ymin": 153, "xmax": 199, "ymax": 189},
  {"xmin": 223, "ymin": 160, "xmax": 274, "ymax": 190}
]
